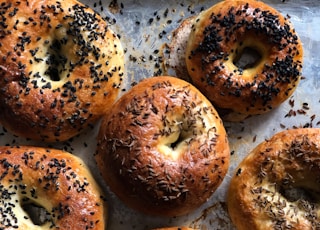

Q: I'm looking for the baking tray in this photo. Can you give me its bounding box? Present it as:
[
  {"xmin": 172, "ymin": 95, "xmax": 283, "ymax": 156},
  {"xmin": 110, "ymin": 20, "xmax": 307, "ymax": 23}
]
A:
[{"xmin": 1, "ymin": 0, "xmax": 319, "ymax": 229}]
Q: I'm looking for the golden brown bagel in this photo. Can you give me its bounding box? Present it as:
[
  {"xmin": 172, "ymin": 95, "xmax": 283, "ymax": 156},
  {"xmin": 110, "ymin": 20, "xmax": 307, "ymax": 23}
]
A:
[
  {"xmin": 95, "ymin": 76, "xmax": 230, "ymax": 217},
  {"xmin": 185, "ymin": 0, "xmax": 303, "ymax": 121},
  {"xmin": 0, "ymin": 0, "xmax": 124, "ymax": 141},
  {"xmin": 0, "ymin": 145, "xmax": 107, "ymax": 229},
  {"xmin": 227, "ymin": 128, "xmax": 320, "ymax": 230}
]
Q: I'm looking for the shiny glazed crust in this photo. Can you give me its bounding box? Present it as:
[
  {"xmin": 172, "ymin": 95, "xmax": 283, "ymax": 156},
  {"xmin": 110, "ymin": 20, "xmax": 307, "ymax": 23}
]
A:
[
  {"xmin": 0, "ymin": 146, "xmax": 107, "ymax": 229},
  {"xmin": 95, "ymin": 76, "xmax": 230, "ymax": 217},
  {"xmin": 227, "ymin": 128, "xmax": 320, "ymax": 229},
  {"xmin": 185, "ymin": 0, "xmax": 303, "ymax": 121},
  {"xmin": 0, "ymin": 0, "xmax": 124, "ymax": 142}
]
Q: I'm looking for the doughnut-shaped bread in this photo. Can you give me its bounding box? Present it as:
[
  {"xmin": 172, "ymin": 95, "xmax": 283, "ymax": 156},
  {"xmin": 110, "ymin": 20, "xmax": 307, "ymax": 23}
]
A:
[
  {"xmin": 227, "ymin": 128, "xmax": 320, "ymax": 229},
  {"xmin": 185, "ymin": 0, "xmax": 303, "ymax": 121},
  {"xmin": 0, "ymin": 0, "xmax": 124, "ymax": 141},
  {"xmin": 0, "ymin": 145, "xmax": 106, "ymax": 229},
  {"xmin": 95, "ymin": 76, "xmax": 230, "ymax": 217}
]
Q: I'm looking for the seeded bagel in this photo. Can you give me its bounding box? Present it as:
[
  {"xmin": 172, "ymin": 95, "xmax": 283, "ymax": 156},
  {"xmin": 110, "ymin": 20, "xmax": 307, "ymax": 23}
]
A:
[
  {"xmin": 185, "ymin": 0, "xmax": 303, "ymax": 121},
  {"xmin": 95, "ymin": 76, "xmax": 230, "ymax": 217},
  {"xmin": 0, "ymin": 145, "xmax": 107, "ymax": 229},
  {"xmin": 228, "ymin": 128, "xmax": 320, "ymax": 229},
  {"xmin": 0, "ymin": 0, "xmax": 124, "ymax": 141}
]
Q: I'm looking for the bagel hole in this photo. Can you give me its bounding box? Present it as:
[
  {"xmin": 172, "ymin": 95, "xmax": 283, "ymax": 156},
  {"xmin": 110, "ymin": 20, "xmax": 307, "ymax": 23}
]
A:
[
  {"xmin": 22, "ymin": 199, "xmax": 52, "ymax": 226},
  {"xmin": 45, "ymin": 39, "xmax": 67, "ymax": 82},
  {"xmin": 233, "ymin": 46, "xmax": 262, "ymax": 70},
  {"xmin": 170, "ymin": 131, "xmax": 184, "ymax": 150},
  {"xmin": 279, "ymin": 186, "xmax": 318, "ymax": 203}
]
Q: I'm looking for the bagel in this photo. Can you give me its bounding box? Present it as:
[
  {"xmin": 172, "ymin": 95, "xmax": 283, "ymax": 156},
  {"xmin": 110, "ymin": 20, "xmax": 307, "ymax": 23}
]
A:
[
  {"xmin": 95, "ymin": 76, "xmax": 230, "ymax": 217},
  {"xmin": 227, "ymin": 128, "xmax": 320, "ymax": 229},
  {"xmin": 0, "ymin": 145, "xmax": 106, "ymax": 229},
  {"xmin": 185, "ymin": 0, "xmax": 303, "ymax": 121},
  {"xmin": 0, "ymin": 0, "xmax": 124, "ymax": 141}
]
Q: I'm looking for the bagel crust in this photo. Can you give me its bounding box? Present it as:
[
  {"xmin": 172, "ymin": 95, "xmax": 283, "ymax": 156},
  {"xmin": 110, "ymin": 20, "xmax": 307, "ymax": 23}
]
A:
[
  {"xmin": 95, "ymin": 76, "xmax": 230, "ymax": 217},
  {"xmin": 185, "ymin": 0, "xmax": 303, "ymax": 121},
  {"xmin": 0, "ymin": 146, "xmax": 106, "ymax": 229},
  {"xmin": 227, "ymin": 128, "xmax": 320, "ymax": 230},
  {"xmin": 0, "ymin": 0, "xmax": 124, "ymax": 141}
]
